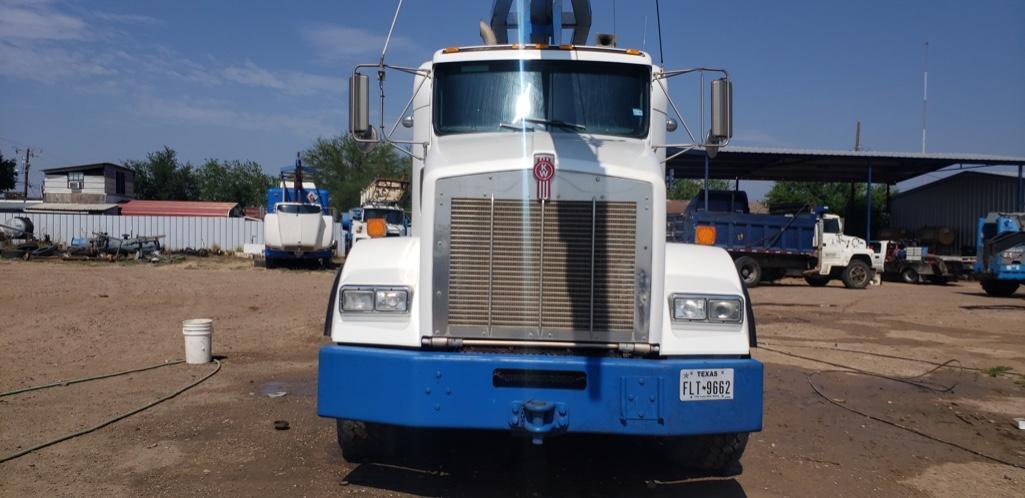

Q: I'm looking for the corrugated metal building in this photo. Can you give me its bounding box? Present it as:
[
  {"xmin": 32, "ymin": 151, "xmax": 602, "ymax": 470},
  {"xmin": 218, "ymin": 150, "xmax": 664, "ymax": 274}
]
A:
[{"xmin": 890, "ymin": 171, "xmax": 1022, "ymax": 254}]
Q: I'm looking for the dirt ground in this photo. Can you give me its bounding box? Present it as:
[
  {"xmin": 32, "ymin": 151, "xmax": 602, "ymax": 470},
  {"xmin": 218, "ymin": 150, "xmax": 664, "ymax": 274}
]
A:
[{"xmin": 1, "ymin": 258, "xmax": 1023, "ymax": 497}]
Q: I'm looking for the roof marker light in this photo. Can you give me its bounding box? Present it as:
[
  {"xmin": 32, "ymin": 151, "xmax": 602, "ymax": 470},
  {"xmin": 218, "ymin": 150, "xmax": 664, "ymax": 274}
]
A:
[{"xmin": 442, "ymin": 47, "xmax": 460, "ymax": 53}]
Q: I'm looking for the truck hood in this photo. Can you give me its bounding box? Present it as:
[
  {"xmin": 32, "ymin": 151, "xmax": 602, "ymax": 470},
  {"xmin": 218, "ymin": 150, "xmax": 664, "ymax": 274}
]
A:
[{"xmin": 429, "ymin": 132, "xmax": 656, "ymax": 177}]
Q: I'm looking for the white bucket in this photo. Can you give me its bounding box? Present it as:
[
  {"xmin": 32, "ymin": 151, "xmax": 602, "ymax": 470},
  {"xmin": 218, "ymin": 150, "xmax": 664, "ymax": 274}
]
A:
[{"xmin": 182, "ymin": 319, "xmax": 213, "ymax": 364}]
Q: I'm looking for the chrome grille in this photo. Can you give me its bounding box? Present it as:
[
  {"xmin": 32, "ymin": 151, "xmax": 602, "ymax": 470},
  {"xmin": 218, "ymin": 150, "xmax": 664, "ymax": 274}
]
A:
[{"xmin": 447, "ymin": 198, "xmax": 637, "ymax": 338}]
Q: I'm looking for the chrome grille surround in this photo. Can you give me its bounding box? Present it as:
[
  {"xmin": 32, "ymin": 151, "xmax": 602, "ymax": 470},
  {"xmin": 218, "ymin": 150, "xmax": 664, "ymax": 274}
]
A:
[{"xmin": 433, "ymin": 170, "xmax": 652, "ymax": 343}]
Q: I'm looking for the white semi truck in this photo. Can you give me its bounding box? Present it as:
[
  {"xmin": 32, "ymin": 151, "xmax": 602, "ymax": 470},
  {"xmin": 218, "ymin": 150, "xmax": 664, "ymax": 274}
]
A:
[{"xmin": 319, "ymin": 0, "xmax": 761, "ymax": 472}]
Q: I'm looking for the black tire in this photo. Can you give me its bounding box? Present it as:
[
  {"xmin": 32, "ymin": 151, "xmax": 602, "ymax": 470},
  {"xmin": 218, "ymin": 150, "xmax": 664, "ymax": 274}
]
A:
[
  {"xmin": 662, "ymin": 432, "xmax": 749, "ymax": 473},
  {"xmin": 734, "ymin": 257, "xmax": 762, "ymax": 288},
  {"xmin": 336, "ymin": 419, "xmax": 396, "ymax": 463},
  {"xmin": 841, "ymin": 260, "xmax": 872, "ymax": 289},
  {"xmin": 981, "ymin": 280, "xmax": 1020, "ymax": 297},
  {"xmin": 804, "ymin": 275, "xmax": 830, "ymax": 287},
  {"xmin": 901, "ymin": 267, "xmax": 919, "ymax": 284}
]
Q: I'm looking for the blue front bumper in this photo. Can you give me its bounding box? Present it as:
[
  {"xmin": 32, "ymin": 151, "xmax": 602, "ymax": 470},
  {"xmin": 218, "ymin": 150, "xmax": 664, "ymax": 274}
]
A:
[{"xmin": 317, "ymin": 345, "xmax": 763, "ymax": 437}]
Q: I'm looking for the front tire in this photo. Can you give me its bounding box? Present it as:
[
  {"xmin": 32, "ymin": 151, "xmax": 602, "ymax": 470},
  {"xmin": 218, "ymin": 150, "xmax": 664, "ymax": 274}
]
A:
[
  {"xmin": 336, "ymin": 419, "xmax": 397, "ymax": 463},
  {"xmin": 842, "ymin": 260, "xmax": 872, "ymax": 289},
  {"xmin": 981, "ymin": 280, "xmax": 1020, "ymax": 297},
  {"xmin": 662, "ymin": 432, "xmax": 749, "ymax": 473},
  {"xmin": 735, "ymin": 256, "xmax": 762, "ymax": 288}
]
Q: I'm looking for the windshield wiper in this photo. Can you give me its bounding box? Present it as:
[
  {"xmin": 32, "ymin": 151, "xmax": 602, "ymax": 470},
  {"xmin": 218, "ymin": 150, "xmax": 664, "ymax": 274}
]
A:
[
  {"xmin": 498, "ymin": 122, "xmax": 535, "ymax": 131},
  {"xmin": 523, "ymin": 118, "xmax": 586, "ymax": 131}
]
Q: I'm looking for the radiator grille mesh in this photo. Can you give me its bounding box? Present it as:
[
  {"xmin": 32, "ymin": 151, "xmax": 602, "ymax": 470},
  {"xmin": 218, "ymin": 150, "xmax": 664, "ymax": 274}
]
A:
[{"xmin": 448, "ymin": 198, "xmax": 636, "ymax": 336}]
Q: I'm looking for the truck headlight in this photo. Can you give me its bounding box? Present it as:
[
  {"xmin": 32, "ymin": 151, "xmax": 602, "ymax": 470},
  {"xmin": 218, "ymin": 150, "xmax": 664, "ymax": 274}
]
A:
[
  {"xmin": 340, "ymin": 289, "xmax": 375, "ymax": 311},
  {"xmin": 339, "ymin": 286, "xmax": 410, "ymax": 313},
  {"xmin": 707, "ymin": 298, "xmax": 743, "ymax": 323},
  {"xmin": 375, "ymin": 289, "xmax": 408, "ymax": 312},
  {"xmin": 673, "ymin": 297, "xmax": 707, "ymax": 320},
  {"xmin": 670, "ymin": 294, "xmax": 743, "ymax": 324}
]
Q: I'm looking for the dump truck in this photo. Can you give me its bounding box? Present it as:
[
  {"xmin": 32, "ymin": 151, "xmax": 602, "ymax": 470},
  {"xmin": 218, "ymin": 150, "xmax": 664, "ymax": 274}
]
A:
[
  {"xmin": 319, "ymin": 0, "xmax": 761, "ymax": 473},
  {"xmin": 671, "ymin": 190, "xmax": 882, "ymax": 288},
  {"xmin": 974, "ymin": 212, "xmax": 1025, "ymax": 296}
]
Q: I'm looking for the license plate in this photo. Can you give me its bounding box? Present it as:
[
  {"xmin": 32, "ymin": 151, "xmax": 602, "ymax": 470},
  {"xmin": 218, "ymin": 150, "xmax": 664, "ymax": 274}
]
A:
[{"xmin": 679, "ymin": 369, "xmax": 734, "ymax": 401}]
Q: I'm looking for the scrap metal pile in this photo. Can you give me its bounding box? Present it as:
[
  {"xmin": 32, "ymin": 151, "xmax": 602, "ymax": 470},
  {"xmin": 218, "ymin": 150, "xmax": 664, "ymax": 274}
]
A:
[{"xmin": 1, "ymin": 216, "xmax": 165, "ymax": 262}]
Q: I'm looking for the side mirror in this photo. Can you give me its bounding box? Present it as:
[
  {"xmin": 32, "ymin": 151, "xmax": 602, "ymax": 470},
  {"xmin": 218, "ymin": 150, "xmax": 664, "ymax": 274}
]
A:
[
  {"xmin": 349, "ymin": 73, "xmax": 373, "ymax": 139},
  {"xmin": 710, "ymin": 78, "xmax": 732, "ymax": 143}
]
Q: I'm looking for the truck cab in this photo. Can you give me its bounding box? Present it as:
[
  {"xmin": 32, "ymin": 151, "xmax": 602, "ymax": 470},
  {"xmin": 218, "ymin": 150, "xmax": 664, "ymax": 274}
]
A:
[
  {"xmin": 813, "ymin": 214, "xmax": 881, "ymax": 276},
  {"xmin": 319, "ymin": 4, "xmax": 760, "ymax": 472}
]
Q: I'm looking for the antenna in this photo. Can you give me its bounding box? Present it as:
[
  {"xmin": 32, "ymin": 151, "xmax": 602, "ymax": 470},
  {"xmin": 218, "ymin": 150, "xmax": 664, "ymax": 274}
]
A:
[
  {"xmin": 380, "ymin": 0, "xmax": 404, "ymax": 66},
  {"xmin": 654, "ymin": 0, "xmax": 665, "ymax": 66},
  {"xmin": 921, "ymin": 41, "xmax": 928, "ymax": 153},
  {"xmin": 642, "ymin": 15, "xmax": 647, "ymax": 50}
]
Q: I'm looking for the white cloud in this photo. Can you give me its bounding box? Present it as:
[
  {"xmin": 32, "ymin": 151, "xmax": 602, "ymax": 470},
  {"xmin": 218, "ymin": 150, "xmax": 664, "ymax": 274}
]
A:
[
  {"xmin": 134, "ymin": 95, "xmax": 337, "ymax": 138},
  {"xmin": 302, "ymin": 25, "xmax": 411, "ymax": 62},
  {"xmin": 0, "ymin": 41, "xmax": 115, "ymax": 83},
  {"xmin": 91, "ymin": 11, "xmax": 164, "ymax": 25},
  {"xmin": 0, "ymin": 0, "xmax": 89, "ymax": 41},
  {"xmin": 221, "ymin": 61, "xmax": 343, "ymax": 96}
]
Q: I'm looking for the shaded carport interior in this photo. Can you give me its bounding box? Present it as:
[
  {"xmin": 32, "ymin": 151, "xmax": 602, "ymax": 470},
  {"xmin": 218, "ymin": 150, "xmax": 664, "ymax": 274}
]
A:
[{"xmin": 666, "ymin": 146, "xmax": 1025, "ymax": 240}]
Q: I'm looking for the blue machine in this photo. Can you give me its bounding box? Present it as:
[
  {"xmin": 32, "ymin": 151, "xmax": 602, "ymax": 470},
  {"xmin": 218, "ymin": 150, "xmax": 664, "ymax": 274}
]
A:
[{"xmin": 974, "ymin": 212, "xmax": 1025, "ymax": 296}]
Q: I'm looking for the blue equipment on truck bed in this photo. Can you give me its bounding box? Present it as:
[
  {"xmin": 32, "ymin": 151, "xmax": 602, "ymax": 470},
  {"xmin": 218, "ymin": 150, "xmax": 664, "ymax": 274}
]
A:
[{"xmin": 974, "ymin": 212, "xmax": 1025, "ymax": 297}]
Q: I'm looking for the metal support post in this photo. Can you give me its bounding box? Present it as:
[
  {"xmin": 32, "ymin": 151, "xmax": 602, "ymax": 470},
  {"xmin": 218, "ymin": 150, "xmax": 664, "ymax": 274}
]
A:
[
  {"xmin": 1018, "ymin": 164, "xmax": 1023, "ymax": 211},
  {"xmin": 865, "ymin": 163, "xmax": 872, "ymax": 242}
]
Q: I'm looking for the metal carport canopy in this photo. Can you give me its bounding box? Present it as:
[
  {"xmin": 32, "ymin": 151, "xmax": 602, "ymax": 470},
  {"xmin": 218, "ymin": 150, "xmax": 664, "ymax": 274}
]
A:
[{"xmin": 666, "ymin": 146, "xmax": 1025, "ymax": 184}]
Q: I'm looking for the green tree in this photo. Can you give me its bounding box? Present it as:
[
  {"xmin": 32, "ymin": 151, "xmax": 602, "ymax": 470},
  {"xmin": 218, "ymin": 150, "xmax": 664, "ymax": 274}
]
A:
[
  {"xmin": 196, "ymin": 159, "xmax": 273, "ymax": 208},
  {"xmin": 302, "ymin": 135, "xmax": 409, "ymax": 212},
  {"xmin": 126, "ymin": 147, "xmax": 198, "ymax": 200},
  {"xmin": 764, "ymin": 181, "xmax": 890, "ymax": 217},
  {"xmin": 668, "ymin": 178, "xmax": 732, "ymax": 200},
  {"xmin": 0, "ymin": 153, "xmax": 16, "ymax": 192}
]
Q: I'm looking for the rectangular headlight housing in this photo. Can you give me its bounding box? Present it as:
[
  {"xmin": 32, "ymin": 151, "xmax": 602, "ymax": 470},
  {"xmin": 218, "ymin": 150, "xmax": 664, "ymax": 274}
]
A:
[
  {"xmin": 707, "ymin": 298, "xmax": 743, "ymax": 323},
  {"xmin": 339, "ymin": 287, "xmax": 410, "ymax": 313},
  {"xmin": 673, "ymin": 297, "xmax": 707, "ymax": 321},
  {"xmin": 670, "ymin": 294, "xmax": 743, "ymax": 324},
  {"xmin": 374, "ymin": 289, "xmax": 408, "ymax": 312}
]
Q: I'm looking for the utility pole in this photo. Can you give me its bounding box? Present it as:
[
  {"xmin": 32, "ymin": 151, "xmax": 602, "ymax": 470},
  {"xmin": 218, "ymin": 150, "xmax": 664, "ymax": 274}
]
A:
[
  {"xmin": 854, "ymin": 120, "xmax": 862, "ymax": 151},
  {"xmin": 921, "ymin": 41, "xmax": 928, "ymax": 153},
  {"xmin": 16, "ymin": 147, "xmax": 37, "ymax": 202}
]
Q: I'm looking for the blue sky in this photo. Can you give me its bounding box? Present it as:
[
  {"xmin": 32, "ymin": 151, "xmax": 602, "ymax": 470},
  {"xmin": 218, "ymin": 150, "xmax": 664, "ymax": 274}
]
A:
[{"xmin": 1, "ymin": 0, "xmax": 1023, "ymax": 199}]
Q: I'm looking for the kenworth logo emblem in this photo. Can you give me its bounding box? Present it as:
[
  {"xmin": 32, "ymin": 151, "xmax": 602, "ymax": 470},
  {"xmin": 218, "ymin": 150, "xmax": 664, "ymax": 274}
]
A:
[{"xmin": 533, "ymin": 153, "xmax": 555, "ymax": 201}]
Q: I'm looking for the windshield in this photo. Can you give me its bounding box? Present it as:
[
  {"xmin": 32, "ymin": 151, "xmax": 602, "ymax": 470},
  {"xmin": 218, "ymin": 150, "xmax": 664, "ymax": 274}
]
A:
[
  {"xmin": 277, "ymin": 204, "xmax": 322, "ymax": 214},
  {"xmin": 364, "ymin": 209, "xmax": 404, "ymax": 224},
  {"xmin": 434, "ymin": 60, "xmax": 650, "ymax": 138}
]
